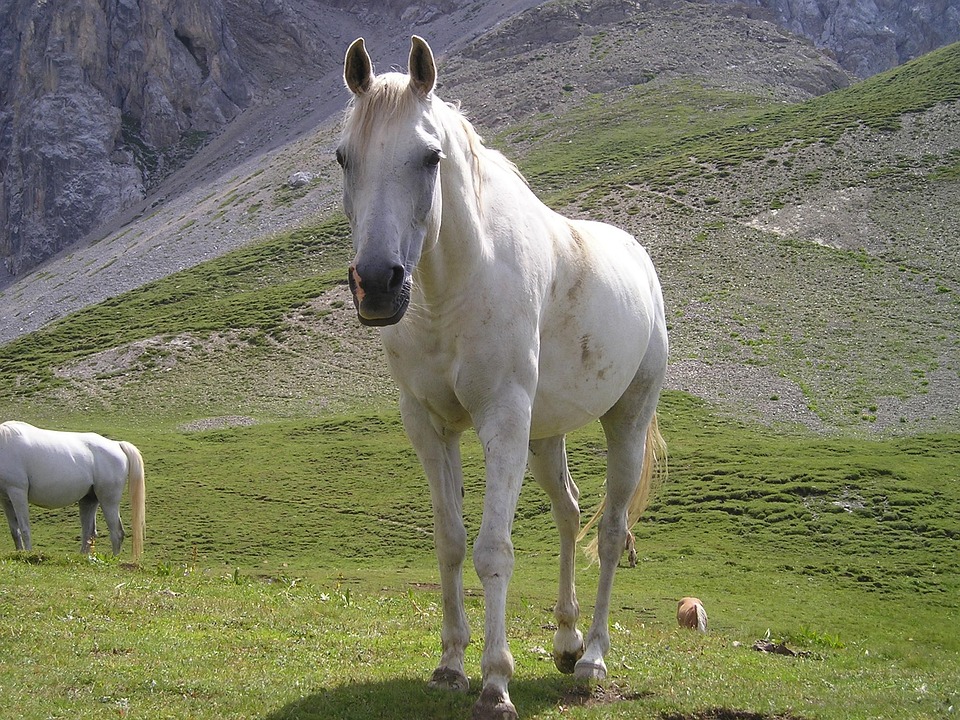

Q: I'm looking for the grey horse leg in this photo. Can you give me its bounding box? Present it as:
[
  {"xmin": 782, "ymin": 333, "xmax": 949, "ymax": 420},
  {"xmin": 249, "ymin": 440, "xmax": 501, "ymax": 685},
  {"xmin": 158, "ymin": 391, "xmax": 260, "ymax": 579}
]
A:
[
  {"xmin": 2, "ymin": 489, "xmax": 32, "ymax": 551},
  {"xmin": 79, "ymin": 489, "xmax": 99, "ymax": 554},
  {"xmin": 99, "ymin": 498, "xmax": 126, "ymax": 555}
]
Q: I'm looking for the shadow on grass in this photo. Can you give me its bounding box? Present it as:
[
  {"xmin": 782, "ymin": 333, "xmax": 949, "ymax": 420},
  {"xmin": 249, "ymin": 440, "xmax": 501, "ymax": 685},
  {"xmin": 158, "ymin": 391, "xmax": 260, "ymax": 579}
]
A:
[{"xmin": 263, "ymin": 674, "xmax": 652, "ymax": 720}]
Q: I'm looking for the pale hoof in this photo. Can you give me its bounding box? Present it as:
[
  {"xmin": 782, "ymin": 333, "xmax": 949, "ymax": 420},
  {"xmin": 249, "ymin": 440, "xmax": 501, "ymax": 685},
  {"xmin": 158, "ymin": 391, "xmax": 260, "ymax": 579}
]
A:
[
  {"xmin": 428, "ymin": 666, "xmax": 469, "ymax": 693},
  {"xmin": 553, "ymin": 645, "xmax": 584, "ymax": 674},
  {"xmin": 471, "ymin": 685, "xmax": 517, "ymax": 720},
  {"xmin": 574, "ymin": 658, "xmax": 607, "ymax": 681}
]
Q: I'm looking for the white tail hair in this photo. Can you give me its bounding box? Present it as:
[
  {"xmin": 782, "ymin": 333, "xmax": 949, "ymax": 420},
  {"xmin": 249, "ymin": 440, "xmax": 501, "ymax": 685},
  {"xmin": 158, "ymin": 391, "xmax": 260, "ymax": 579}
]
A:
[
  {"xmin": 119, "ymin": 441, "xmax": 145, "ymax": 562},
  {"xmin": 577, "ymin": 413, "xmax": 667, "ymax": 562}
]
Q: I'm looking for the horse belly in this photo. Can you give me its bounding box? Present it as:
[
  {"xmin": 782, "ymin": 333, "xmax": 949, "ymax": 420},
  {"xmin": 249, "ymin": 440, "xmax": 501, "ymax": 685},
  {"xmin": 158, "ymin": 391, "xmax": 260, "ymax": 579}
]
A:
[
  {"xmin": 531, "ymin": 317, "xmax": 649, "ymax": 436},
  {"xmin": 531, "ymin": 348, "xmax": 642, "ymax": 437},
  {"xmin": 23, "ymin": 444, "xmax": 98, "ymax": 508},
  {"xmin": 531, "ymin": 244, "xmax": 661, "ymax": 436}
]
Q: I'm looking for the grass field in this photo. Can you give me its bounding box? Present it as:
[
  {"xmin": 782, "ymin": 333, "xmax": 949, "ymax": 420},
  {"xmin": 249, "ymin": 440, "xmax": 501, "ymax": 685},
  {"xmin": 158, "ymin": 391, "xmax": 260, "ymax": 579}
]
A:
[{"xmin": 1, "ymin": 394, "xmax": 958, "ymax": 719}]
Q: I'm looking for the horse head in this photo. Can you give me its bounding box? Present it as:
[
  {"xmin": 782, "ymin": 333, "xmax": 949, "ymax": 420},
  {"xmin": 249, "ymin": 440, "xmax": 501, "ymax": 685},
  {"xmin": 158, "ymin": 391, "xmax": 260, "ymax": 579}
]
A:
[{"xmin": 339, "ymin": 36, "xmax": 445, "ymax": 326}]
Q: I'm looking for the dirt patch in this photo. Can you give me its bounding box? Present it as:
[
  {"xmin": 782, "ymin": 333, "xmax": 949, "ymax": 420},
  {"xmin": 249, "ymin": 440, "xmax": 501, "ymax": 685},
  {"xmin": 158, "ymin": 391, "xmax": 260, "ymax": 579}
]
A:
[
  {"xmin": 178, "ymin": 415, "xmax": 258, "ymax": 432},
  {"xmin": 54, "ymin": 336, "xmax": 192, "ymax": 380},
  {"xmin": 559, "ymin": 682, "xmax": 651, "ymax": 709},
  {"xmin": 661, "ymin": 710, "xmax": 808, "ymax": 720},
  {"xmin": 752, "ymin": 640, "xmax": 812, "ymax": 659},
  {"xmin": 665, "ymin": 360, "xmax": 824, "ymax": 431}
]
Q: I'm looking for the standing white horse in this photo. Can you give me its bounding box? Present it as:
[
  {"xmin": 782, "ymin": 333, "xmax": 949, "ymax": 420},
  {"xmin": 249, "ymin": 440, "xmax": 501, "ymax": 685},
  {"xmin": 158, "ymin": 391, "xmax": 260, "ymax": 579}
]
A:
[
  {"xmin": 0, "ymin": 421, "xmax": 145, "ymax": 561},
  {"xmin": 339, "ymin": 37, "xmax": 667, "ymax": 720}
]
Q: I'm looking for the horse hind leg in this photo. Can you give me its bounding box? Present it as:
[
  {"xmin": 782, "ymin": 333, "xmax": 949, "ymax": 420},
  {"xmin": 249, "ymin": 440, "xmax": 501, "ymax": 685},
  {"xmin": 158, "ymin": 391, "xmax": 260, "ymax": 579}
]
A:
[
  {"xmin": 78, "ymin": 490, "xmax": 99, "ymax": 554},
  {"xmin": 577, "ymin": 385, "xmax": 662, "ymax": 681},
  {"xmin": 99, "ymin": 499, "xmax": 126, "ymax": 556},
  {"xmin": 528, "ymin": 436, "xmax": 584, "ymax": 674}
]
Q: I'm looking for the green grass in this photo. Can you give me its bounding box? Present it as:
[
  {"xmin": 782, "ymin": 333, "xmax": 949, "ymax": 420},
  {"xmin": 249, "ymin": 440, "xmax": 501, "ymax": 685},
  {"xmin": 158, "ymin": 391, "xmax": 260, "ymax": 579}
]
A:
[{"xmin": 1, "ymin": 394, "xmax": 957, "ymax": 719}]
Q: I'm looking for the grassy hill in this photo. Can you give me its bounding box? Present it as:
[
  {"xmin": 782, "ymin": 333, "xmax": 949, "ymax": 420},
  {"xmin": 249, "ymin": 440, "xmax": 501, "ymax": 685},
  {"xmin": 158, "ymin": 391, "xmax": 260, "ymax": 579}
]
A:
[
  {"xmin": 0, "ymin": 27, "xmax": 958, "ymax": 720},
  {"xmin": 3, "ymin": 43, "xmax": 958, "ymax": 430}
]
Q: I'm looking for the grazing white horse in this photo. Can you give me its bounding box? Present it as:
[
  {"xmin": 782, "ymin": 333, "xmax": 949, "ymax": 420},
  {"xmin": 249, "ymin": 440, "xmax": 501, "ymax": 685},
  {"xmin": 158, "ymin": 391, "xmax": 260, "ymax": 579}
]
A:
[
  {"xmin": 0, "ymin": 421, "xmax": 145, "ymax": 561},
  {"xmin": 339, "ymin": 36, "xmax": 667, "ymax": 720}
]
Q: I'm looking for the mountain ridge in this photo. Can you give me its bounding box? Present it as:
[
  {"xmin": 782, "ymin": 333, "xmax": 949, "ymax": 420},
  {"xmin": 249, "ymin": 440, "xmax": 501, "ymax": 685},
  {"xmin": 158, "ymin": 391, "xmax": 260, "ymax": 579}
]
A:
[{"xmin": 2, "ymin": 0, "xmax": 958, "ymax": 284}]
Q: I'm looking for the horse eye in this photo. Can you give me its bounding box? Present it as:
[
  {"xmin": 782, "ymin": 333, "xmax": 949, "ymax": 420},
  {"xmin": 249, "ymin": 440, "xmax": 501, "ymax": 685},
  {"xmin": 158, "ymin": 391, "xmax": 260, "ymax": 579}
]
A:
[
  {"xmin": 425, "ymin": 149, "xmax": 443, "ymax": 167},
  {"xmin": 335, "ymin": 148, "xmax": 346, "ymax": 168}
]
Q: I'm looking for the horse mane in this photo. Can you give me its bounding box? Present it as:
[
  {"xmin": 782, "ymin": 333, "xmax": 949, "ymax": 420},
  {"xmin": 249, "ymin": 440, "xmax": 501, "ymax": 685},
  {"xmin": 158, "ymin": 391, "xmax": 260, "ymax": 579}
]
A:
[{"xmin": 447, "ymin": 103, "xmax": 529, "ymax": 192}]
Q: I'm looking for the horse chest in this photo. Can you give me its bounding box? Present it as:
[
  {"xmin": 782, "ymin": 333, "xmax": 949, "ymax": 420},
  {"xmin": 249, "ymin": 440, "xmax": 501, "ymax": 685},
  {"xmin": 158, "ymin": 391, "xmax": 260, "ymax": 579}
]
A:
[{"xmin": 382, "ymin": 321, "xmax": 530, "ymax": 431}]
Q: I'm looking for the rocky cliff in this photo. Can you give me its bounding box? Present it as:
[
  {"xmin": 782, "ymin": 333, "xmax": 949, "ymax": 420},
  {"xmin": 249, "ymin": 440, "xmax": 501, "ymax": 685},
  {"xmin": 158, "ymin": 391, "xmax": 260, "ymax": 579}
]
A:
[
  {"xmin": 0, "ymin": 0, "xmax": 254, "ymax": 275},
  {"xmin": 717, "ymin": 0, "xmax": 960, "ymax": 78}
]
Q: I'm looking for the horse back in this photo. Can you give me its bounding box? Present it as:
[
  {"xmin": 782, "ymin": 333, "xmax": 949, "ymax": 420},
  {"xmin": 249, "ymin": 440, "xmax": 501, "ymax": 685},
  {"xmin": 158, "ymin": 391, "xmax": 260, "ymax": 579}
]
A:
[{"xmin": 0, "ymin": 421, "xmax": 128, "ymax": 507}]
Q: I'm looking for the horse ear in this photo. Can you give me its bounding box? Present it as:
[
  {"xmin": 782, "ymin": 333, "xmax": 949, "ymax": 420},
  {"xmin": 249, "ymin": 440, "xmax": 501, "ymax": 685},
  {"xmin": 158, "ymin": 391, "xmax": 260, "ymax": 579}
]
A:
[
  {"xmin": 408, "ymin": 35, "xmax": 437, "ymax": 98},
  {"xmin": 344, "ymin": 37, "xmax": 373, "ymax": 95}
]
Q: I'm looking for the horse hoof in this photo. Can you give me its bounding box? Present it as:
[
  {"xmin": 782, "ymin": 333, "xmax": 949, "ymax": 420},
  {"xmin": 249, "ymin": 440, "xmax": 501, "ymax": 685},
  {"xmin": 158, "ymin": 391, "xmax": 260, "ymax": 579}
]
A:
[
  {"xmin": 471, "ymin": 686, "xmax": 517, "ymax": 720},
  {"xmin": 553, "ymin": 646, "xmax": 584, "ymax": 674},
  {"xmin": 428, "ymin": 666, "xmax": 469, "ymax": 693},
  {"xmin": 574, "ymin": 658, "xmax": 607, "ymax": 681}
]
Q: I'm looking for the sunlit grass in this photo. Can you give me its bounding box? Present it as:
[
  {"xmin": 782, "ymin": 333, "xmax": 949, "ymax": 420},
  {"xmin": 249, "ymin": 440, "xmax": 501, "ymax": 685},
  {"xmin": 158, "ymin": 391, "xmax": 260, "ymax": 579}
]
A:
[{"xmin": 2, "ymin": 393, "xmax": 957, "ymax": 718}]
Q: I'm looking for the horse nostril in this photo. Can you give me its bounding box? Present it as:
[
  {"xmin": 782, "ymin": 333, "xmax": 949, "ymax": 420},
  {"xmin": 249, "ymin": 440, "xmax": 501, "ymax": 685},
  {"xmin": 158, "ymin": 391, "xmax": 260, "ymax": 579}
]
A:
[{"xmin": 387, "ymin": 264, "xmax": 406, "ymax": 293}]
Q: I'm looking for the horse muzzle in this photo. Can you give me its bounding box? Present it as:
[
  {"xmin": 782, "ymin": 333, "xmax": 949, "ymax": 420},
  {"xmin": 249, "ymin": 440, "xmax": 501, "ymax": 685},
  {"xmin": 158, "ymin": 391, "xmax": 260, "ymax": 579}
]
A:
[{"xmin": 348, "ymin": 264, "xmax": 411, "ymax": 326}]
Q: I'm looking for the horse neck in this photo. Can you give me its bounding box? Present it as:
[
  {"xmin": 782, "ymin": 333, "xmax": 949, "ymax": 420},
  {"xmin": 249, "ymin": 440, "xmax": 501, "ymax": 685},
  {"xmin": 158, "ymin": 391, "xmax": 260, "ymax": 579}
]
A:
[{"xmin": 416, "ymin": 105, "xmax": 530, "ymax": 294}]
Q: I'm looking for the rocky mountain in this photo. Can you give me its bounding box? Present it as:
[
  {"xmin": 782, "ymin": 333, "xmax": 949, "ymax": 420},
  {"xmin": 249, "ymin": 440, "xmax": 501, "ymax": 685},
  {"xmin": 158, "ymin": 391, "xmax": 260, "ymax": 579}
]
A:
[
  {"xmin": 0, "ymin": 0, "xmax": 251, "ymax": 274},
  {"xmin": 729, "ymin": 0, "xmax": 960, "ymax": 77},
  {"xmin": 0, "ymin": 0, "xmax": 957, "ymax": 307}
]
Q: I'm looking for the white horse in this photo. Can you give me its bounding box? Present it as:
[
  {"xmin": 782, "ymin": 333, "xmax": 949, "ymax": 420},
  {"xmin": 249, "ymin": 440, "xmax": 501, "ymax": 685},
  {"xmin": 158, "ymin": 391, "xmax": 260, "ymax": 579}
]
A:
[
  {"xmin": 339, "ymin": 37, "xmax": 667, "ymax": 720},
  {"xmin": 0, "ymin": 421, "xmax": 145, "ymax": 561}
]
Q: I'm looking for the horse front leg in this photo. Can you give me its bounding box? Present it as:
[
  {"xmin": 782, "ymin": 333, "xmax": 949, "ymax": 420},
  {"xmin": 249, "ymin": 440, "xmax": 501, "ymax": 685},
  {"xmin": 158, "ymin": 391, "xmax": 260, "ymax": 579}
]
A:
[
  {"xmin": 471, "ymin": 405, "xmax": 532, "ymax": 720},
  {"xmin": 528, "ymin": 436, "xmax": 584, "ymax": 674},
  {"xmin": 2, "ymin": 488, "xmax": 32, "ymax": 551},
  {"xmin": 401, "ymin": 397, "xmax": 471, "ymax": 693}
]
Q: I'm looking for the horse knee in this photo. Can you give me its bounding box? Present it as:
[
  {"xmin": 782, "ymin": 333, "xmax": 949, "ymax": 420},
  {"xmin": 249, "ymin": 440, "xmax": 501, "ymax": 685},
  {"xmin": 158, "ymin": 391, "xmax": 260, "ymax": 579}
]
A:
[
  {"xmin": 551, "ymin": 494, "xmax": 580, "ymax": 532},
  {"xmin": 435, "ymin": 528, "xmax": 466, "ymax": 569},
  {"xmin": 473, "ymin": 535, "xmax": 514, "ymax": 581}
]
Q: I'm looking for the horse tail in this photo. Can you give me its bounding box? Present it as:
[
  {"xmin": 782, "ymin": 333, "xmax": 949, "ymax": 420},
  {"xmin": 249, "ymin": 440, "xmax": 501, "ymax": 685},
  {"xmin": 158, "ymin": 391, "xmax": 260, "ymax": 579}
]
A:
[
  {"xmin": 577, "ymin": 413, "xmax": 667, "ymax": 562},
  {"xmin": 696, "ymin": 601, "xmax": 708, "ymax": 633},
  {"xmin": 119, "ymin": 441, "xmax": 146, "ymax": 562}
]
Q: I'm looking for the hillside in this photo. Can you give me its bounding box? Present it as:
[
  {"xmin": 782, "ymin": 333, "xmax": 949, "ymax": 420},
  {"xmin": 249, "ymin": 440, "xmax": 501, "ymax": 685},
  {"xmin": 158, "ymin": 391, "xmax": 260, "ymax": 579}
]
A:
[{"xmin": 1, "ymin": 10, "xmax": 958, "ymax": 433}]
